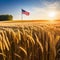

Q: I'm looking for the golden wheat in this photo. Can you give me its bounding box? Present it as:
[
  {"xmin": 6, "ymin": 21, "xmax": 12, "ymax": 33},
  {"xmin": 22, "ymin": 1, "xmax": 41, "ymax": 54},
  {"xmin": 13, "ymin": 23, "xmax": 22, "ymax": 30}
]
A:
[
  {"xmin": 19, "ymin": 46, "xmax": 27, "ymax": 56},
  {"xmin": 26, "ymin": 33, "xmax": 35, "ymax": 45},
  {"xmin": 35, "ymin": 33, "xmax": 43, "ymax": 53},
  {"xmin": 0, "ymin": 22, "xmax": 59, "ymax": 60},
  {"xmin": 14, "ymin": 53, "xmax": 21, "ymax": 59}
]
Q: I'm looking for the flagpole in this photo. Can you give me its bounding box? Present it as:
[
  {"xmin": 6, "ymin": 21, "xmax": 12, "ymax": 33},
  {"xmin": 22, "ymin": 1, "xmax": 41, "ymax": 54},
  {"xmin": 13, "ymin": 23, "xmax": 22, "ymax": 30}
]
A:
[{"xmin": 21, "ymin": 9, "xmax": 23, "ymax": 20}]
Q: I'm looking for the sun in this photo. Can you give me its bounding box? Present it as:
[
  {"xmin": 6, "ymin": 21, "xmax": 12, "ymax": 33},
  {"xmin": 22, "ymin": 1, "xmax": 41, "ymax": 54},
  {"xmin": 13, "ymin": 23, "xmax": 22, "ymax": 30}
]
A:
[{"xmin": 48, "ymin": 11, "xmax": 56, "ymax": 20}]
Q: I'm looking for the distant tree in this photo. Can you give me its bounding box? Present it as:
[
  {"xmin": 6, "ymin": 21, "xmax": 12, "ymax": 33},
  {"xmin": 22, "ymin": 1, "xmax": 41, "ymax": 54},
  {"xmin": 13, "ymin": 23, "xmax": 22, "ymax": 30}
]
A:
[{"xmin": 0, "ymin": 15, "xmax": 13, "ymax": 21}]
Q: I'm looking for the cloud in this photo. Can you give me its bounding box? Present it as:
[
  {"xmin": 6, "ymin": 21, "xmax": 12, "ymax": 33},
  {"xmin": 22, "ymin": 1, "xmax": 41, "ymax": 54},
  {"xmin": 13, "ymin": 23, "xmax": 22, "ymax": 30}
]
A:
[
  {"xmin": 26, "ymin": 1, "xmax": 60, "ymax": 20},
  {"xmin": 44, "ymin": 1, "xmax": 60, "ymax": 19},
  {"xmin": 44, "ymin": 1, "xmax": 60, "ymax": 10}
]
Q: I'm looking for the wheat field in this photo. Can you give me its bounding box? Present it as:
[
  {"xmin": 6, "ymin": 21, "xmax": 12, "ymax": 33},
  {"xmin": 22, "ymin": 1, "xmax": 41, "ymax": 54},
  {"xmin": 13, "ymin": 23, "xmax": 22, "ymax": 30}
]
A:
[{"xmin": 0, "ymin": 21, "xmax": 60, "ymax": 60}]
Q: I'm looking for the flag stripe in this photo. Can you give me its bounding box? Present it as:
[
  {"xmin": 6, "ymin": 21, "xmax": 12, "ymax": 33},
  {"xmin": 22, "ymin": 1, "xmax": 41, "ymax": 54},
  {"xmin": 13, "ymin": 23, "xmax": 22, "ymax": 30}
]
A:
[{"xmin": 22, "ymin": 9, "xmax": 30, "ymax": 16}]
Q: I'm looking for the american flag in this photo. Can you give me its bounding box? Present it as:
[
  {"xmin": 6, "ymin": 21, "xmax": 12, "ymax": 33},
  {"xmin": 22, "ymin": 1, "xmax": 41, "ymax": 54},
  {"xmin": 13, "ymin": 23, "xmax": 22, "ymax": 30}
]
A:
[{"xmin": 22, "ymin": 9, "xmax": 30, "ymax": 16}]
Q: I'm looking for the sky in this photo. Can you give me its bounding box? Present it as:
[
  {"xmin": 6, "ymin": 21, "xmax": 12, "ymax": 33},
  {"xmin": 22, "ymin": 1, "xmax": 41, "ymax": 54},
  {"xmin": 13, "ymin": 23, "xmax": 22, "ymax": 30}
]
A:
[{"xmin": 0, "ymin": 0, "xmax": 60, "ymax": 20}]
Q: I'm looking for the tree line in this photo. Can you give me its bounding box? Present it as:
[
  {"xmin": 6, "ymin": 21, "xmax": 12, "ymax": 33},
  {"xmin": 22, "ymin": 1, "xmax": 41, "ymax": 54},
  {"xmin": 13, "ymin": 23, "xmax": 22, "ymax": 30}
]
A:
[{"xmin": 0, "ymin": 15, "xmax": 13, "ymax": 21}]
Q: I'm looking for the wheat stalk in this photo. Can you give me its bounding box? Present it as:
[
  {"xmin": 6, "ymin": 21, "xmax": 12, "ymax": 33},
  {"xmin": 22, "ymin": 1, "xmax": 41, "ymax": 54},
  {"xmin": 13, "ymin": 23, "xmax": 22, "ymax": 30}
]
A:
[
  {"xmin": 2, "ymin": 31, "xmax": 9, "ymax": 51},
  {"xmin": 35, "ymin": 33, "xmax": 43, "ymax": 53},
  {"xmin": 0, "ymin": 53, "xmax": 6, "ymax": 57},
  {"xmin": 14, "ymin": 53, "xmax": 21, "ymax": 59},
  {"xmin": 19, "ymin": 47, "xmax": 27, "ymax": 56},
  {"xmin": 26, "ymin": 33, "xmax": 35, "ymax": 45}
]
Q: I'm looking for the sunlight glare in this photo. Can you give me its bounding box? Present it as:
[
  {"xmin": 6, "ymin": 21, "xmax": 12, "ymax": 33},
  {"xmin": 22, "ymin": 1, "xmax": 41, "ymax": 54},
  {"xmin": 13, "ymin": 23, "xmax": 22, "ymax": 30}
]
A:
[{"xmin": 48, "ymin": 11, "xmax": 56, "ymax": 20}]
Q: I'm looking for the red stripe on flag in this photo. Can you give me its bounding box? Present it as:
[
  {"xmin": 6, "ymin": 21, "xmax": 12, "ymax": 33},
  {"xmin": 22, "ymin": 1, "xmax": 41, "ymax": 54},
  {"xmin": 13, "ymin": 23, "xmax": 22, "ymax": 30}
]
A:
[
  {"xmin": 22, "ymin": 12, "xmax": 29, "ymax": 16},
  {"xmin": 22, "ymin": 9, "xmax": 30, "ymax": 16}
]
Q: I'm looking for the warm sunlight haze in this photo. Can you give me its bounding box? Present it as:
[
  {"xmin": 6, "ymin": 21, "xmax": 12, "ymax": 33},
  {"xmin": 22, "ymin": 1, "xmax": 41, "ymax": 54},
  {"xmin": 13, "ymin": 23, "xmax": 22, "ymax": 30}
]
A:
[
  {"xmin": 0, "ymin": 0, "xmax": 60, "ymax": 20},
  {"xmin": 48, "ymin": 11, "xmax": 56, "ymax": 20},
  {"xmin": 0, "ymin": 0, "xmax": 60, "ymax": 60}
]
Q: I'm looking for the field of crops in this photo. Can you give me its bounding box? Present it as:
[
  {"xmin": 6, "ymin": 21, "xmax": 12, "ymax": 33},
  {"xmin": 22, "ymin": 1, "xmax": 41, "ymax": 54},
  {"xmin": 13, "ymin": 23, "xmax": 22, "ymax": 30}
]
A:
[{"xmin": 0, "ymin": 21, "xmax": 60, "ymax": 60}]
